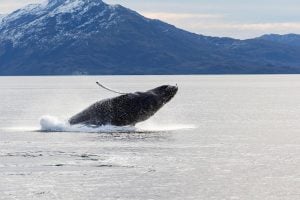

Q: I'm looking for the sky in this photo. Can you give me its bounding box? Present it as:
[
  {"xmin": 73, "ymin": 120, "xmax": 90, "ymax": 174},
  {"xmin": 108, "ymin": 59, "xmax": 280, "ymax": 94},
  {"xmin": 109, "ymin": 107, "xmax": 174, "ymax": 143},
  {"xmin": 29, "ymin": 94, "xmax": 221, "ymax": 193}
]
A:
[{"xmin": 1, "ymin": 0, "xmax": 300, "ymax": 39}]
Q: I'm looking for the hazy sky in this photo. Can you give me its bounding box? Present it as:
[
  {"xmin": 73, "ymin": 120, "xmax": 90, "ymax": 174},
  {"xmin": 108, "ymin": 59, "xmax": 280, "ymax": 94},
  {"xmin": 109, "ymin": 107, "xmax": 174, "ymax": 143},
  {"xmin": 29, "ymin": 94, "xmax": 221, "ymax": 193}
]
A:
[{"xmin": 1, "ymin": 0, "xmax": 300, "ymax": 39}]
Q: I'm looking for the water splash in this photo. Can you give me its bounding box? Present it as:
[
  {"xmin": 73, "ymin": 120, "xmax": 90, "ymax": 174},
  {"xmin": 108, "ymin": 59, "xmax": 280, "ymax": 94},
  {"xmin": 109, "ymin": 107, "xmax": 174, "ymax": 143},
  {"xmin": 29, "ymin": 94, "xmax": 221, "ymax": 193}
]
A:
[
  {"xmin": 136, "ymin": 121, "xmax": 196, "ymax": 132},
  {"xmin": 39, "ymin": 115, "xmax": 136, "ymax": 133},
  {"xmin": 39, "ymin": 115, "xmax": 196, "ymax": 133}
]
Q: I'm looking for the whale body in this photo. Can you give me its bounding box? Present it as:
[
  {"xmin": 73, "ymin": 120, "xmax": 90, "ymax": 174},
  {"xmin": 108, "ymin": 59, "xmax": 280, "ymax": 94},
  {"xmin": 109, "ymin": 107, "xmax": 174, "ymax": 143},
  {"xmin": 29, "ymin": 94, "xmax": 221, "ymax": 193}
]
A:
[{"xmin": 69, "ymin": 85, "xmax": 178, "ymax": 126}]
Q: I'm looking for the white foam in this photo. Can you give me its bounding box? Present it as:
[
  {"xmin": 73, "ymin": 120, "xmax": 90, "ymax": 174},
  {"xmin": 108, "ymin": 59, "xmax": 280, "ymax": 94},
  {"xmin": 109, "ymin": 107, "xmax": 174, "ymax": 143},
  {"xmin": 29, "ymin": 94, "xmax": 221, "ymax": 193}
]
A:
[
  {"xmin": 39, "ymin": 115, "xmax": 136, "ymax": 133},
  {"xmin": 136, "ymin": 121, "xmax": 196, "ymax": 132},
  {"xmin": 39, "ymin": 115, "xmax": 196, "ymax": 133}
]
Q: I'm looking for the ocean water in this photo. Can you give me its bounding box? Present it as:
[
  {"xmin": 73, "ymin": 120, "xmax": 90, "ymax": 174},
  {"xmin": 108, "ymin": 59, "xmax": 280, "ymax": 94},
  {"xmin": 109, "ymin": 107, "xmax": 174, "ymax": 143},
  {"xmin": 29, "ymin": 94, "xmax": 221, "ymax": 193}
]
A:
[{"xmin": 0, "ymin": 75, "xmax": 300, "ymax": 200}]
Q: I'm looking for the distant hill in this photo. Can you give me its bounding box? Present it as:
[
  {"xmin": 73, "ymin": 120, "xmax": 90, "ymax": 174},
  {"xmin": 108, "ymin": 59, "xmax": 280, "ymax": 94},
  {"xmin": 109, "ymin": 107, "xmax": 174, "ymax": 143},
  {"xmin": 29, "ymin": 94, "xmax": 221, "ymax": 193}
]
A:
[
  {"xmin": 1, "ymin": 0, "xmax": 300, "ymax": 75},
  {"xmin": 258, "ymin": 34, "xmax": 300, "ymax": 47}
]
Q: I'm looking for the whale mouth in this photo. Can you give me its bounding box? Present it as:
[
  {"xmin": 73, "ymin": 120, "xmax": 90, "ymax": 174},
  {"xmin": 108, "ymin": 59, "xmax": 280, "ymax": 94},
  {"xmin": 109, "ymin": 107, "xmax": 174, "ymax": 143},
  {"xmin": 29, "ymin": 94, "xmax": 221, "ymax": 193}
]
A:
[
  {"xmin": 163, "ymin": 85, "xmax": 178, "ymax": 103},
  {"xmin": 169, "ymin": 85, "xmax": 178, "ymax": 93}
]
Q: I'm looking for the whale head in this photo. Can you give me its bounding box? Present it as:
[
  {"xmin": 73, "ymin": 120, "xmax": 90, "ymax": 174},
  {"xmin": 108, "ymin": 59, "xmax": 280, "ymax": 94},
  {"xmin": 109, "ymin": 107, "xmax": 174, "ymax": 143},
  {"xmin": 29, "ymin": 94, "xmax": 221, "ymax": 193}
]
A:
[{"xmin": 150, "ymin": 85, "xmax": 178, "ymax": 105}]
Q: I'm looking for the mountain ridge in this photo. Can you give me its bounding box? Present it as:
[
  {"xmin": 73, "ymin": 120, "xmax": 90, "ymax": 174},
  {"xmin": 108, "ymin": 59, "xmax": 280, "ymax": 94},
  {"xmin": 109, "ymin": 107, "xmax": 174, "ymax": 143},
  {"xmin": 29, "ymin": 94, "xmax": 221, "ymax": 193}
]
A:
[
  {"xmin": 1, "ymin": 0, "xmax": 300, "ymax": 75},
  {"xmin": 258, "ymin": 34, "xmax": 300, "ymax": 47}
]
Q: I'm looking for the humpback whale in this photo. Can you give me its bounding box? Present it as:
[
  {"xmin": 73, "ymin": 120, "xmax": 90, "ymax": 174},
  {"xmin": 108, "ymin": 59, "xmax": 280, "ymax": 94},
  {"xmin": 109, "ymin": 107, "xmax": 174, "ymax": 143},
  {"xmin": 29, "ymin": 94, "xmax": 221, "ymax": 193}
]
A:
[{"xmin": 69, "ymin": 85, "xmax": 178, "ymax": 126}]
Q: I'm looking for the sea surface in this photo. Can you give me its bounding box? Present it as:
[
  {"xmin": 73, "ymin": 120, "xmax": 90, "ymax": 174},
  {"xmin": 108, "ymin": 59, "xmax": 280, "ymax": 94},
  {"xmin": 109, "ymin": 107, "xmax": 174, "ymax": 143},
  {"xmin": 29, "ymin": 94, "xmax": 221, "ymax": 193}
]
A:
[{"xmin": 0, "ymin": 75, "xmax": 300, "ymax": 200}]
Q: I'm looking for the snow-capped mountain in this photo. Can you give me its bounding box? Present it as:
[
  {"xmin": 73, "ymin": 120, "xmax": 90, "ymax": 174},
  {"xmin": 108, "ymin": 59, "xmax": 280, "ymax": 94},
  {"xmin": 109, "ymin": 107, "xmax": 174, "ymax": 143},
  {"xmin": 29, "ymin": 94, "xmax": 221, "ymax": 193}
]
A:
[
  {"xmin": 1, "ymin": 0, "xmax": 300, "ymax": 75},
  {"xmin": 0, "ymin": 0, "xmax": 127, "ymax": 46}
]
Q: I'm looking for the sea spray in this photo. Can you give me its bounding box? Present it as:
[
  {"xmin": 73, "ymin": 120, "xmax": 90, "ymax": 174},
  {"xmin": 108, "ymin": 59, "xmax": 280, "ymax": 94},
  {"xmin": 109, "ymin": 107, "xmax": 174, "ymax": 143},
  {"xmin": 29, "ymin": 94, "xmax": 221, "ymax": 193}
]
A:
[
  {"xmin": 39, "ymin": 115, "xmax": 137, "ymax": 133},
  {"xmin": 40, "ymin": 115, "xmax": 66, "ymax": 132},
  {"xmin": 39, "ymin": 115, "xmax": 196, "ymax": 133},
  {"xmin": 136, "ymin": 121, "xmax": 197, "ymax": 132}
]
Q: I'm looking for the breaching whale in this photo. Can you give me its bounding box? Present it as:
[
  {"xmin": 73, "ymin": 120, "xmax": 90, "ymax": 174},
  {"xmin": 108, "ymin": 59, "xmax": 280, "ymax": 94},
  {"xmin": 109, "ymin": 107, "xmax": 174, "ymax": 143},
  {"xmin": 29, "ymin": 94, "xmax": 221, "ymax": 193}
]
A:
[{"xmin": 69, "ymin": 85, "xmax": 178, "ymax": 126}]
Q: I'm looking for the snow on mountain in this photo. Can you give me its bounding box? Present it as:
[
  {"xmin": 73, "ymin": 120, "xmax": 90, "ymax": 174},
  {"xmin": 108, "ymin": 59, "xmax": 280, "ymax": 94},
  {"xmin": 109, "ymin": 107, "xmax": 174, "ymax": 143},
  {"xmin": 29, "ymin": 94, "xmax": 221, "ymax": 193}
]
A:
[
  {"xmin": 55, "ymin": 0, "xmax": 86, "ymax": 14},
  {"xmin": 0, "ymin": 0, "xmax": 124, "ymax": 46},
  {"xmin": 0, "ymin": 14, "xmax": 5, "ymax": 22}
]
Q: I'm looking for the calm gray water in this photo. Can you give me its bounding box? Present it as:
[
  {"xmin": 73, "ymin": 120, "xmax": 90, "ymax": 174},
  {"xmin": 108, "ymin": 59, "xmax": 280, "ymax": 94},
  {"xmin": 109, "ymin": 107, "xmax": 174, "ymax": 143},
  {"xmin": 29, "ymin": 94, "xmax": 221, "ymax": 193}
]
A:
[{"xmin": 0, "ymin": 75, "xmax": 300, "ymax": 200}]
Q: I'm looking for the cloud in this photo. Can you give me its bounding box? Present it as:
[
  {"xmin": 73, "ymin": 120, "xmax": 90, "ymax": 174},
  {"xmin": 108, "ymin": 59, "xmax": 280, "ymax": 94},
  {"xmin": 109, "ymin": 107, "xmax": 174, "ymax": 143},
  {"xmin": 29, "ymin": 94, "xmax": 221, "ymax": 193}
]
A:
[
  {"xmin": 185, "ymin": 22, "xmax": 300, "ymax": 38},
  {"xmin": 143, "ymin": 12, "xmax": 223, "ymax": 21},
  {"xmin": 228, "ymin": 22, "xmax": 300, "ymax": 31},
  {"xmin": 141, "ymin": 11, "xmax": 300, "ymax": 38},
  {"xmin": 0, "ymin": 0, "xmax": 43, "ymax": 13},
  {"xmin": 186, "ymin": 22, "xmax": 300, "ymax": 32}
]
